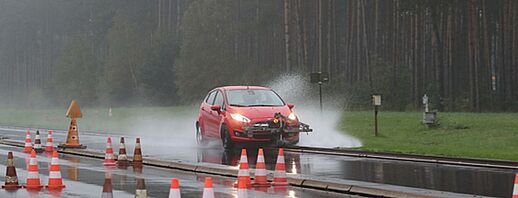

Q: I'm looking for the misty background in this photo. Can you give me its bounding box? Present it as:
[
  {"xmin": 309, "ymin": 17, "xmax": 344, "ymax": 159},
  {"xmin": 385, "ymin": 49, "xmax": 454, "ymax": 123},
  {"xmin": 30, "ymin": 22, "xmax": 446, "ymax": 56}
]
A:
[{"xmin": 0, "ymin": 0, "xmax": 517, "ymax": 112}]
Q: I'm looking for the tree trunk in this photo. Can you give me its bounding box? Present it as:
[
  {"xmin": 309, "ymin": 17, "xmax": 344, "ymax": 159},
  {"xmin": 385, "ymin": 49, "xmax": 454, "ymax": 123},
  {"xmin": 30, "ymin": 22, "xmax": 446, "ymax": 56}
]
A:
[{"xmin": 283, "ymin": 0, "xmax": 291, "ymax": 72}]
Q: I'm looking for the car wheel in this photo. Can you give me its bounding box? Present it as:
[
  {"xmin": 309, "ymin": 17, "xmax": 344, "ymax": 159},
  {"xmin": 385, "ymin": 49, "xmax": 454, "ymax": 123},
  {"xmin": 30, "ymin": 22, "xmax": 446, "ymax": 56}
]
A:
[
  {"xmin": 196, "ymin": 122, "xmax": 207, "ymax": 145},
  {"xmin": 221, "ymin": 125, "xmax": 235, "ymax": 150}
]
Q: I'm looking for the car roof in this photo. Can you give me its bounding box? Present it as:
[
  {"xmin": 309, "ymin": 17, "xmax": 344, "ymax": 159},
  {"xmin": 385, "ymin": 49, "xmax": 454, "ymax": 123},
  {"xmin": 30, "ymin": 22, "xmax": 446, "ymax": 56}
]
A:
[{"xmin": 215, "ymin": 86, "xmax": 271, "ymax": 91}]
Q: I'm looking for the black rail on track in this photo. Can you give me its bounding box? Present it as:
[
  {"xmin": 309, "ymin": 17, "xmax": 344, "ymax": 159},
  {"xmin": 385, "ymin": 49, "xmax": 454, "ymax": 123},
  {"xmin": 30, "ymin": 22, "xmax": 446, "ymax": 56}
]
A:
[{"xmin": 283, "ymin": 145, "xmax": 518, "ymax": 170}]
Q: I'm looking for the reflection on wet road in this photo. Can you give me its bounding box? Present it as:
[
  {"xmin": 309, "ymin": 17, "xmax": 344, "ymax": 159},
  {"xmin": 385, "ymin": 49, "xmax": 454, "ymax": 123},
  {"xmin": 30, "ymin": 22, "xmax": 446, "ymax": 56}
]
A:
[
  {"xmin": 0, "ymin": 144, "xmax": 357, "ymax": 197},
  {"xmin": 0, "ymin": 127, "xmax": 515, "ymax": 197}
]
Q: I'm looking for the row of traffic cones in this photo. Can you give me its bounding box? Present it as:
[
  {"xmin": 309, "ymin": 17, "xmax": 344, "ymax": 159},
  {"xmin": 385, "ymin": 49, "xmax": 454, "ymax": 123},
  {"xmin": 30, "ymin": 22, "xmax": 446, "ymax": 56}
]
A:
[
  {"xmin": 103, "ymin": 137, "xmax": 142, "ymax": 168},
  {"xmin": 98, "ymin": 148, "xmax": 286, "ymax": 198},
  {"xmin": 2, "ymin": 150, "xmax": 65, "ymax": 190},
  {"xmin": 24, "ymin": 130, "xmax": 55, "ymax": 154},
  {"xmin": 234, "ymin": 148, "xmax": 289, "ymax": 189}
]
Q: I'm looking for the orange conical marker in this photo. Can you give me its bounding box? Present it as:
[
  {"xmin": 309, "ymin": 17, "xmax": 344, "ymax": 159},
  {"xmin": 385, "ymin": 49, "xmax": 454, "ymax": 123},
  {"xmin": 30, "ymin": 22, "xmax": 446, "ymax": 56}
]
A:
[
  {"xmin": 45, "ymin": 130, "xmax": 54, "ymax": 152},
  {"xmin": 116, "ymin": 137, "xmax": 130, "ymax": 168},
  {"xmin": 513, "ymin": 174, "xmax": 518, "ymax": 198},
  {"xmin": 33, "ymin": 130, "xmax": 43, "ymax": 153},
  {"xmin": 103, "ymin": 137, "xmax": 116, "ymax": 166},
  {"xmin": 234, "ymin": 149, "xmax": 251, "ymax": 188},
  {"xmin": 132, "ymin": 138, "xmax": 143, "ymax": 168},
  {"xmin": 59, "ymin": 100, "xmax": 86, "ymax": 149},
  {"xmin": 101, "ymin": 169, "xmax": 113, "ymax": 198},
  {"xmin": 2, "ymin": 152, "xmax": 22, "ymax": 189},
  {"xmin": 272, "ymin": 148, "xmax": 288, "ymax": 186},
  {"xmin": 168, "ymin": 178, "xmax": 181, "ymax": 198},
  {"xmin": 237, "ymin": 175, "xmax": 248, "ymax": 198},
  {"xmin": 46, "ymin": 151, "xmax": 65, "ymax": 189},
  {"xmin": 202, "ymin": 177, "xmax": 214, "ymax": 198},
  {"xmin": 24, "ymin": 150, "xmax": 43, "ymax": 189},
  {"xmin": 135, "ymin": 177, "xmax": 147, "ymax": 198},
  {"xmin": 23, "ymin": 130, "xmax": 33, "ymax": 153},
  {"xmin": 251, "ymin": 148, "xmax": 270, "ymax": 187}
]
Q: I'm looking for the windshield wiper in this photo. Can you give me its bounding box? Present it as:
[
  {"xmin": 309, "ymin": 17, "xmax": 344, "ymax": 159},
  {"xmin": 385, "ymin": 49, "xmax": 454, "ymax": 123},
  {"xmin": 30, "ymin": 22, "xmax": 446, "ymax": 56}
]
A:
[
  {"xmin": 229, "ymin": 104, "xmax": 250, "ymax": 107},
  {"xmin": 249, "ymin": 104, "xmax": 278, "ymax": 107}
]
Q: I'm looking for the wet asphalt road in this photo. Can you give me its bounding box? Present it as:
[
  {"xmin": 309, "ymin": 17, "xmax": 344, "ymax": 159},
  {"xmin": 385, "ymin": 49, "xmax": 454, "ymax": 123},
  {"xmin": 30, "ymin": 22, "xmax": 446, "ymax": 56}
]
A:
[
  {"xmin": 0, "ymin": 127, "xmax": 515, "ymax": 197},
  {"xmin": 0, "ymin": 144, "xmax": 359, "ymax": 198}
]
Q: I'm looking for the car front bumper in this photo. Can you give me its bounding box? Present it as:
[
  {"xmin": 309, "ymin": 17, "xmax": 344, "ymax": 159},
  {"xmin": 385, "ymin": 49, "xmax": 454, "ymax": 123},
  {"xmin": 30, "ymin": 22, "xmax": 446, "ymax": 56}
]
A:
[{"xmin": 230, "ymin": 122, "xmax": 312, "ymax": 143}]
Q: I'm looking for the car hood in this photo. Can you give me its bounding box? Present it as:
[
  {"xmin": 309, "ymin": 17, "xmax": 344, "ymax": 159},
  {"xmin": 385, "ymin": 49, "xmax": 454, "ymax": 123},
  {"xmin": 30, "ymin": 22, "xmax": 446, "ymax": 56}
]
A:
[{"xmin": 228, "ymin": 106, "xmax": 291, "ymax": 119}]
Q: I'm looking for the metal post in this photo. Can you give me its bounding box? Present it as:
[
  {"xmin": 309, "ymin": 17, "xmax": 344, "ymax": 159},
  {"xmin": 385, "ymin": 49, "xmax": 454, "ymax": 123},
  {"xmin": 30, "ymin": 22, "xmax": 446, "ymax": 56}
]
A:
[
  {"xmin": 319, "ymin": 82, "xmax": 323, "ymax": 113},
  {"xmin": 374, "ymin": 105, "xmax": 378, "ymax": 136}
]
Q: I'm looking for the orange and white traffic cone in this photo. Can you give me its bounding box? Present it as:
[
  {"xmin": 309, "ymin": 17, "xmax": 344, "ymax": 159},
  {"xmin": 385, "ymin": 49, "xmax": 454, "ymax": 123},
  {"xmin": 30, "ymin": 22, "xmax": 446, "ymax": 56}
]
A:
[
  {"xmin": 133, "ymin": 138, "xmax": 143, "ymax": 168},
  {"xmin": 168, "ymin": 178, "xmax": 181, "ymax": 198},
  {"xmin": 46, "ymin": 151, "xmax": 65, "ymax": 189},
  {"xmin": 237, "ymin": 176, "xmax": 248, "ymax": 198},
  {"xmin": 2, "ymin": 152, "xmax": 22, "ymax": 189},
  {"xmin": 23, "ymin": 130, "xmax": 33, "ymax": 153},
  {"xmin": 513, "ymin": 174, "xmax": 518, "ymax": 198},
  {"xmin": 135, "ymin": 177, "xmax": 147, "ymax": 198},
  {"xmin": 101, "ymin": 169, "xmax": 113, "ymax": 198},
  {"xmin": 24, "ymin": 150, "xmax": 43, "ymax": 189},
  {"xmin": 116, "ymin": 137, "xmax": 130, "ymax": 168},
  {"xmin": 45, "ymin": 130, "xmax": 54, "ymax": 152},
  {"xmin": 33, "ymin": 130, "xmax": 44, "ymax": 153},
  {"xmin": 271, "ymin": 148, "xmax": 288, "ymax": 186},
  {"xmin": 251, "ymin": 148, "xmax": 270, "ymax": 187},
  {"xmin": 234, "ymin": 148, "xmax": 251, "ymax": 188},
  {"xmin": 202, "ymin": 177, "xmax": 214, "ymax": 198},
  {"xmin": 103, "ymin": 137, "xmax": 116, "ymax": 166}
]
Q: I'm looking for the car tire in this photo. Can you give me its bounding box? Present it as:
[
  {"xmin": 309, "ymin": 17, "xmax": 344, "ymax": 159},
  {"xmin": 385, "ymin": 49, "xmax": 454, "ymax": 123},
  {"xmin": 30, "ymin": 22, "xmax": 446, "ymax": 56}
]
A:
[
  {"xmin": 288, "ymin": 139, "xmax": 299, "ymax": 146},
  {"xmin": 196, "ymin": 122, "xmax": 207, "ymax": 145},
  {"xmin": 221, "ymin": 125, "xmax": 235, "ymax": 150}
]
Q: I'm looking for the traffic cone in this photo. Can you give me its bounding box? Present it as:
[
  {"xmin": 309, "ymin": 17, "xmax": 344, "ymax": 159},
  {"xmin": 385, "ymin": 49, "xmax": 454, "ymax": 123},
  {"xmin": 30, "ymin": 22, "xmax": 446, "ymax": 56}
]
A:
[
  {"xmin": 135, "ymin": 177, "xmax": 147, "ymax": 198},
  {"xmin": 23, "ymin": 130, "xmax": 33, "ymax": 153},
  {"xmin": 2, "ymin": 152, "xmax": 22, "ymax": 189},
  {"xmin": 103, "ymin": 137, "xmax": 116, "ymax": 166},
  {"xmin": 33, "ymin": 130, "xmax": 44, "ymax": 153},
  {"xmin": 168, "ymin": 178, "xmax": 181, "ymax": 198},
  {"xmin": 46, "ymin": 151, "xmax": 65, "ymax": 189},
  {"xmin": 24, "ymin": 150, "xmax": 43, "ymax": 189},
  {"xmin": 237, "ymin": 176, "xmax": 248, "ymax": 198},
  {"xmin": 116, "ymin": 137, "xmax": 130, "ymax": 168},
  {"xmin": 202, "ymin": 177, "xmax": 214, "ymax": 198},
  {"xmin": 133, "ymin": 138, "xmax": 143, "ymax": 168},
  {"xmin": 101, "ymin": 169, "xmax": 113, "ymax": 198},
  {"xmin": 513, "ymin": 174, "xmax": 518, "ymax": 198},
  {"xmin": 251, "ymin": 148, "xmax": 270, "ymax": 187},
  {"xmin": 45, "ymin": 130, "xmax": 54, "ymax": 152},
  {"xmin": 234, "ymin": 148, "xmax": 250, "ymax": 188},
  {"xmin": 272, "ymin": 148, "xmax": 288, "ymax": 186}
]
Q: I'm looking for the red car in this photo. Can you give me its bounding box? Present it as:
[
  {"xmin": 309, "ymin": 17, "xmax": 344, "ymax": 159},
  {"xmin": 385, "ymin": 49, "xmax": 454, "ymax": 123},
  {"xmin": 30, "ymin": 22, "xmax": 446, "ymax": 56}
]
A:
[{"xmin": 196, "ymin": 86, "xmax": 312, "ymax": 150}]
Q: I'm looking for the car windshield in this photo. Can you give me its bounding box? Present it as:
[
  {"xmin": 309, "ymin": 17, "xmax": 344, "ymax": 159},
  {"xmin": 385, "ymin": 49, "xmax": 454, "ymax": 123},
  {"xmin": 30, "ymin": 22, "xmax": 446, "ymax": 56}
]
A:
[{"xmin": 226, "ymin": 89, "xmax": 285, "ymax": 107}]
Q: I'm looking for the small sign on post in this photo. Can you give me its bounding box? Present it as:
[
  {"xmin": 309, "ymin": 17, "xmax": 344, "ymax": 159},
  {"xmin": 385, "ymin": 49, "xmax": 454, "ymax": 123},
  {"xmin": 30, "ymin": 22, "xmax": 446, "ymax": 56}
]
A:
[
  {"xmin": 309, "ymin": 72, "xmax": 329, "ymax": 112},
  {"xmin": 372, "ymin": 95, "xmax": 381, "ymax": 137}
]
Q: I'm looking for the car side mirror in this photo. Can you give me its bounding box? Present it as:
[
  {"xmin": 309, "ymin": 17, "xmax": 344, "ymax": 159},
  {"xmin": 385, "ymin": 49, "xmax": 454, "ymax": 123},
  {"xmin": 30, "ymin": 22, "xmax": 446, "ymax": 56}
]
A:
[
  {"xmin": 287, "ymin": 103, "xmax": 294, "ymax": 109},
  {"xmin": 210, "ymin": 104, "xmax": 222, "ymax": 113}
]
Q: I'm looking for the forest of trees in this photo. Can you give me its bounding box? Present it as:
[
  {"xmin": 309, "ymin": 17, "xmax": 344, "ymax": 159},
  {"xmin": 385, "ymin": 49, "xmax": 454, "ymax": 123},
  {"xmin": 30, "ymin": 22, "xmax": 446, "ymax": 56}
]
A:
[{"xmin": 0, "ymin": 0, "xmax": 516, "ymax": 112}]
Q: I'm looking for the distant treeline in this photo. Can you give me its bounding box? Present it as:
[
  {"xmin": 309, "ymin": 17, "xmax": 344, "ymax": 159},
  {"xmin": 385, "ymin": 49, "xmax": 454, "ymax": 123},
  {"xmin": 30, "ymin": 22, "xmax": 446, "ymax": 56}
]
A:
[{"xmin": 0, "ymin": 0, "xmax": 516, "ymax": 111}]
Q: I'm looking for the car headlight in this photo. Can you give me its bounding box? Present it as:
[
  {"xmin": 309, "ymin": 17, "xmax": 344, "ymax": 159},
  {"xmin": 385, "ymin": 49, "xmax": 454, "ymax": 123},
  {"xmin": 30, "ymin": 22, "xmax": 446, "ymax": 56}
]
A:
[
  {"xmin": 230, "ymin": 113, "xmax": 251, "ymax": 123},
  {"xmin": 288, "ymin": 112, "xmax": 297, "ymax": 120}
]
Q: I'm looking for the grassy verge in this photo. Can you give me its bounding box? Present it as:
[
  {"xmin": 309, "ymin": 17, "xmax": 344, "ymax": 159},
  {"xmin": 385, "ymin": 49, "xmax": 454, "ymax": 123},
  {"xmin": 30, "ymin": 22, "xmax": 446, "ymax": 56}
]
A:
[
  {"xmin": 0, "ymin": 106, "xmax": 196, "ymax": 133},
  {"xmin": 339, "ymin": 111, "xmax": 518, "ymax": 161}
]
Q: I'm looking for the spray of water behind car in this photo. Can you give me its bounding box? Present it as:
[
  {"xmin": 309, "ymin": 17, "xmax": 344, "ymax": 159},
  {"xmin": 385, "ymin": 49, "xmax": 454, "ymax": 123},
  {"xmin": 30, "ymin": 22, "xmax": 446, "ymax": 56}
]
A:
[{"xmin": 267, "ymin": 74, "xmax": 362, "ymax": 148}]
